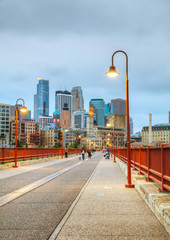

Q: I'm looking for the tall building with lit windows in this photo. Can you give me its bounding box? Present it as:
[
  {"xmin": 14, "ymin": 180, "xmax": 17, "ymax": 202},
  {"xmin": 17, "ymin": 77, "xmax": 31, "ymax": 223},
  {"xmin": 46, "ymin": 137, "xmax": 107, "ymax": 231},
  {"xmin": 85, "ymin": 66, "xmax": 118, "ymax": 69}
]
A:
[{"xmin": 34, "ymin": 78, "xmax": 49, "ymax": 122}]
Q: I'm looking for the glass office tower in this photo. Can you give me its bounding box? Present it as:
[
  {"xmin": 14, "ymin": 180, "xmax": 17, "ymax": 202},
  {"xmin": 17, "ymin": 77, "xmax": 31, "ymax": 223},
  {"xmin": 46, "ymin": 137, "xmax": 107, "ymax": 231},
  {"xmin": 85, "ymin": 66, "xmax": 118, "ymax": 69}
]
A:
[
  {"xmin": 34, "ymin": 78, "xmax": 49, "ymax": 122},
  {"xmin": 89, "ymin": 99, "xmax": 105, "ymax": 126}
]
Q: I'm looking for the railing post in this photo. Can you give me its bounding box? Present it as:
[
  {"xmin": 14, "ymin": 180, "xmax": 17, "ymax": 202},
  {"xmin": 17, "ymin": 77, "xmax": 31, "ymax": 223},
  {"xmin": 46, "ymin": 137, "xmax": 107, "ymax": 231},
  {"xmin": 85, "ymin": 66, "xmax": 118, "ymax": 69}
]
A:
[
  {"xmin": 160, "ymin": 145, "xmax": 164, "ymax": 191},
  {"xmin": 30, "ymin": 148, "xmax": 33, "ymax": 160},
  {"xmin": 62, "ymin": 148, "xmax": 64, "ymax": 159},
  {"xmin": 2, "ymin": 147, "xmax": 5, "ymax": 164},
  {"xmin": 138, "ymin": 146, "xmax": 142, "ymax": 175},
  {"xmin": 24, "ymin": 147, "xmax": 26, "ymax": 161},
  {"xmin": 133, "ymin": 147, "xmax": 135, "ymax": 170},
  {"xmin": 37, "ymin": 148, "xmax": 38, "ymax": 159}
]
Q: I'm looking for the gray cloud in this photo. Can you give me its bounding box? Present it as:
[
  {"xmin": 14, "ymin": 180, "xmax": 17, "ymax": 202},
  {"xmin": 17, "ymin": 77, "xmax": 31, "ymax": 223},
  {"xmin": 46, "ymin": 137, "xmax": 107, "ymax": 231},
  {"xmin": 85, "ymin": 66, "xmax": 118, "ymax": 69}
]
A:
[
  {"xmin": 0, "ymin": 0, "xmax": 169, "ymax": 38},
  {"xmin": 0, "ymin": 0, "xmax": 170, "ymax": 133}
]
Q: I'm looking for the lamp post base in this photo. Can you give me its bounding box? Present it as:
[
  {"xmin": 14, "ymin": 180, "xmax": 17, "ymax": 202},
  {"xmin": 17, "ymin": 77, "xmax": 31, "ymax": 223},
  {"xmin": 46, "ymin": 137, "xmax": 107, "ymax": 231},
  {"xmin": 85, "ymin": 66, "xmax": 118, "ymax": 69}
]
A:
[
  {"xmin": 125, "ymin": 184, "xmax": 134, "ymax": 188},
  {"xmin": 13, "ymin": 166, "xmax": 18, "ymax": 168}
]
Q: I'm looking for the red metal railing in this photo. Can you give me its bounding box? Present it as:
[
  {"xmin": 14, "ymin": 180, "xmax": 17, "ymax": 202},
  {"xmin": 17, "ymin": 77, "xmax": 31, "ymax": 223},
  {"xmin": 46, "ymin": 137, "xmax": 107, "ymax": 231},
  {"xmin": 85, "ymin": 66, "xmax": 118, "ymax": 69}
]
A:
[
  {"xmin": 0, "ymin": 147, "xmax": 82, "ymax": 164},
  {"xmin": 112, "ymin": 146, "xmax": 170, "ymax": 192}
]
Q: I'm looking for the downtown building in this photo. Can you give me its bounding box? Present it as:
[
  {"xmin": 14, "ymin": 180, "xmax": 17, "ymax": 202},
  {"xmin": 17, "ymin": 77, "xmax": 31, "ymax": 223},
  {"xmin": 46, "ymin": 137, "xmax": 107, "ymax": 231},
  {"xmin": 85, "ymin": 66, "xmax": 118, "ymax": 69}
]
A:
[
  {"xmin": 71, "ymin": 86, "xmax": 84, "ymax": 112},
  {"xmin": 93, "ymin": 126, "xmax": 125, "ymax": 149},
  {"xmin": 108, "ymin": 114, "xmax": 125, "ymax": 130},
  {"xmin": 89, "ymin": 99, "xmax": 105, "ymax": 126},
  {"xmin": 34, "ymin": 78, "xmax": 49, "ymax": 122},
  {"xmin": 55, "ymin": 90, "xmax": 72, "ymax": 115},
  {"xmin": 111, "ymin": 98, "xmax": 126, "ymax": 115},
  {"xmin": 60, "ymin": 103, "xmax": 71, "ymax": 128},
  {"xmin": 142, "ymin": 124, "xmax": 170, "ymax": 144},
  {"xmin": 40, "ymin": 129, "xmax": 55, "ymax": 147},
  {"xmin": 111, "ymin": 98, "xmax": 133, "ymax": 134},
  {"xmin": 105, "ymin": 103, "xmax": 113, "ymax": 125},
  {"xmin": 10, "ymin": 105, "xmax": 31, "ymax": 122},
  {"xmin": 0, "ymin": 104, "xmax": 10, "ymax": 147},
  {"xmin": 71, "ymin": 111, "xmax": 88, "ymax": 129},
  {"xmin": 39, "ymin": 116, "xmax": 53, "ymax": 129},
  {"xmin": 10, "ymin": 119, "xmax": 40, "ymax": 146}
]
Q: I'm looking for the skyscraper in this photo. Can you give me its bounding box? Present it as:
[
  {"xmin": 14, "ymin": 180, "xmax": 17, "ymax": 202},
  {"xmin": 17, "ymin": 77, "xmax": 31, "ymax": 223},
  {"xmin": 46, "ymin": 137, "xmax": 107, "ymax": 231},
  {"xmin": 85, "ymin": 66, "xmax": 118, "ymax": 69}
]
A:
[
  {"xmin": 111, "ymin": 98, "xmax": 126, "ymax": 115},
  {"xmin": 71, "ymin": 86, "xmax": 84, "ymax": 112},
  {"xmin": 89, "ymin": 99, "xmax": 105, "ymax": 126},
  {"xmin": 34, "ymin": 78, "xmax": 49, "ymax": 122},
  {"xmin": 55, "ymin": 90, "xmax": 72, "ymax": 114}
]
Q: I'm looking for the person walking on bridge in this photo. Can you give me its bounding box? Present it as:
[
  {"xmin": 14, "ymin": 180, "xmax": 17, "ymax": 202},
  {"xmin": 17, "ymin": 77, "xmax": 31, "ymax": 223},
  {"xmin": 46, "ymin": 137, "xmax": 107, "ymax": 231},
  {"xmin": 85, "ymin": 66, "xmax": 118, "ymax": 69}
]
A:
[{"xmin": 82, "ymin": 148, "xmax": 85, "ymax": 160}]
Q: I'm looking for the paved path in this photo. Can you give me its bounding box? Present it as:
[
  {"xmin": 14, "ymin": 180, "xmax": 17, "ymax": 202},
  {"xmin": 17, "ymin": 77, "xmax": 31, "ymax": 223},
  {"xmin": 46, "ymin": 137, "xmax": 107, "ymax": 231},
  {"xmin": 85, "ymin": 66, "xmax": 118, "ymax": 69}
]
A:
[
  {"xmin": 55, "ymin": 156, "xmax": 169, "ymax": 240},
  {"xmin": 0, "ymin": 155, "xmax": 77, "ymax": 180},
  {"xmin": 0, "ymin": 153, "xmax": 101, "ymax": 240}
]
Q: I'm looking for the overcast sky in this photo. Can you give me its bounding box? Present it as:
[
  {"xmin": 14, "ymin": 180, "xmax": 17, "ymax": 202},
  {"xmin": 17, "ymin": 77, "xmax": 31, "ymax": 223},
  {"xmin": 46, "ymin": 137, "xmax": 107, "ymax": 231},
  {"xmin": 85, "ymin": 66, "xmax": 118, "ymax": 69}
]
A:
[{"xmin": 0, "ymin": 0, "xmax": 170, "ymax": 133}]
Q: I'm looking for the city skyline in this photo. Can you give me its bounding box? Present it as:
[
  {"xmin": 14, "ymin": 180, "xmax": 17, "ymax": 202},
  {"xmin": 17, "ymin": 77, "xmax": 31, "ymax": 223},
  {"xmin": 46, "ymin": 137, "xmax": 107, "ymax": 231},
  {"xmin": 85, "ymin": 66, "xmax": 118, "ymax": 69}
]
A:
[{"xmin": 0, "ymin": 0, "xmax": 170, "ymax": 133}]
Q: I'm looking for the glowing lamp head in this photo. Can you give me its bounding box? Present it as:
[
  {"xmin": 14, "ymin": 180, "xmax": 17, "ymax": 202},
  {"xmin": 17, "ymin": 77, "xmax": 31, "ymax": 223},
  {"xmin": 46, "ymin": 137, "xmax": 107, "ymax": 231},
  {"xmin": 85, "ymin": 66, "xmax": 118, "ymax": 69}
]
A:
[
  {"xmin": 20, "ymin": 106, "xmax": 27, "ymax": 113},
  {"xmin": 105, "ymin": 65, "xmax": 120, "ymax": 78}
]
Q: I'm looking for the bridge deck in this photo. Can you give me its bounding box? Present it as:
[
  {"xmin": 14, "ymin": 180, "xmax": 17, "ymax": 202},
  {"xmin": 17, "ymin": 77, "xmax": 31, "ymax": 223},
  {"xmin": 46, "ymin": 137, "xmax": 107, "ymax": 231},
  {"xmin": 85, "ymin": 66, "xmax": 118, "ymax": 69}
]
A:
[
  {"xmin": 0, "ymin": 153, "xmax": 169, "ymax": 240},
  {"xmin": 56, "ymin": 155, "xmax": 169, "ymax": 240}
]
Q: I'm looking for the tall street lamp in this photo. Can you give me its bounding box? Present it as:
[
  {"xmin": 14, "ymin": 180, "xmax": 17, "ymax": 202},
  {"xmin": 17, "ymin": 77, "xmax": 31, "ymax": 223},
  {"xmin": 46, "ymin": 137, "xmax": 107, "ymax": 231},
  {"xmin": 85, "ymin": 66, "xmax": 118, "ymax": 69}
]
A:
[
  {"xmin": 105, "ymin": 50, "xmax": 134, "ymax": 188},
  {"xmin": 13, "ymin": 98, "xmax": 27, "ymax": 168}
]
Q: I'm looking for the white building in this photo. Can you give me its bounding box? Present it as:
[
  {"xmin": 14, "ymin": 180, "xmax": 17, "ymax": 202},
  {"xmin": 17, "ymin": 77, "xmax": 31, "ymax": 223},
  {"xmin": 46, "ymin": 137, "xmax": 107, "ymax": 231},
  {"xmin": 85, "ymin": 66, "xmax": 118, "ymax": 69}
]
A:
[
  {"xmin": 39, "ymin": 116, "xmax": 53, "ymax": 129},
  {"xmin": 55, "ymin": 90, "xmax": 72, "ymax": 115}
]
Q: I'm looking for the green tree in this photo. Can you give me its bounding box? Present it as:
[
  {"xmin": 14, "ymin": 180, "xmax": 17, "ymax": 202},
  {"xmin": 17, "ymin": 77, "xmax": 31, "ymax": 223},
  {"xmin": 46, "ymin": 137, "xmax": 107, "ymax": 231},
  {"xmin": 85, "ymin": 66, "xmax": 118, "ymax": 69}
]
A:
[
  {"xmin": 17, "ymin": 140, "xmax": 24, "ymax": 147},
  {"xmin": 38, "ymin": 144, "xmax": 45, "ymax": 148},
  {"xmin": 54, "ymin": 142, "xmax": 61, "ymax": 148}
]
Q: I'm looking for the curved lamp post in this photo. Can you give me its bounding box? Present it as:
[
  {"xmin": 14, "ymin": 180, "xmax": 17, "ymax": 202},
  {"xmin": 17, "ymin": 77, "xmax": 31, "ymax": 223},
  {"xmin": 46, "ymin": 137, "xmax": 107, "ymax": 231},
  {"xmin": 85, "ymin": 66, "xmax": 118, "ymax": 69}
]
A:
[
  {"xmin": 105, "ymin": 50, "xmax": 134, "ymax": 188},
  {"xmin": 13, "ymin": 98, "xmax": 27, "ymax": 168}
]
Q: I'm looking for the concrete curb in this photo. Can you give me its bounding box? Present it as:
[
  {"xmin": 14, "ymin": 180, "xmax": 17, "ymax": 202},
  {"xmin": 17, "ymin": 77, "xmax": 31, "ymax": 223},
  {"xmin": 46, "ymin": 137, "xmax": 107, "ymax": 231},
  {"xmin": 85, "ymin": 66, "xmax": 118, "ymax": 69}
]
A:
[{"xmin": 116, "ymin": 157, "xmax": 170, "ymax": 235}]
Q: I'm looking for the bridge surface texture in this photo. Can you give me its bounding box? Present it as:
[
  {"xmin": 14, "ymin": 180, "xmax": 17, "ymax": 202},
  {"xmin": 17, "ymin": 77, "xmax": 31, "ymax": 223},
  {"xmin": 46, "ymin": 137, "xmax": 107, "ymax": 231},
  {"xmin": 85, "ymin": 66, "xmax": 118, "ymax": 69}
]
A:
[{"xmin": 0, "ymin": 153, "xmax": 169, "ymax": 240}]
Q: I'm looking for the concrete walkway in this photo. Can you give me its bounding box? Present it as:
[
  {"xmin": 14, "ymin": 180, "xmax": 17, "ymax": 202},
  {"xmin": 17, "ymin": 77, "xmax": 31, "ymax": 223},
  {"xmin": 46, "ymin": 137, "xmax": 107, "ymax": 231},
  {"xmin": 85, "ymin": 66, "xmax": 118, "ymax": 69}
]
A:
[
  {"xmin": 56, "ymin": 156, "xmax": 169, "ymax": 240},
  {"xmin": 0, "ymin": 155, "xmax": 78, "ymax": 180}
]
